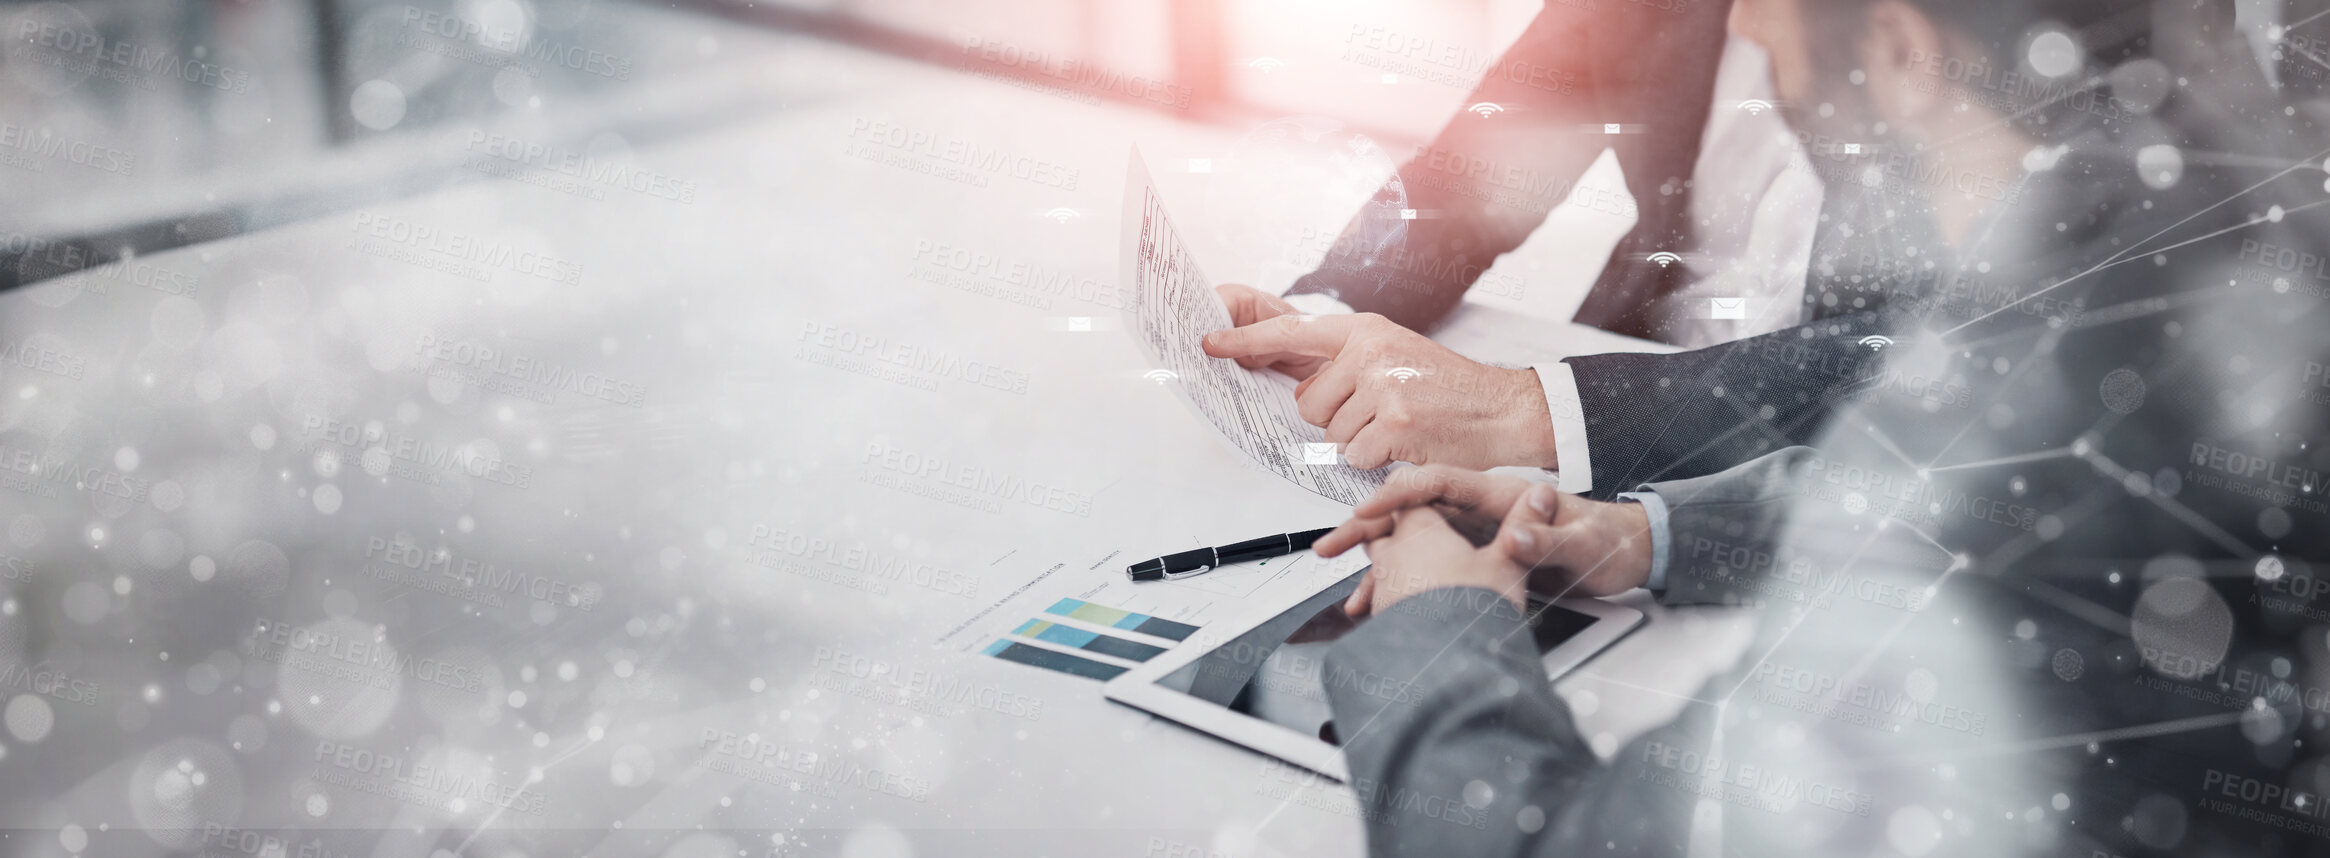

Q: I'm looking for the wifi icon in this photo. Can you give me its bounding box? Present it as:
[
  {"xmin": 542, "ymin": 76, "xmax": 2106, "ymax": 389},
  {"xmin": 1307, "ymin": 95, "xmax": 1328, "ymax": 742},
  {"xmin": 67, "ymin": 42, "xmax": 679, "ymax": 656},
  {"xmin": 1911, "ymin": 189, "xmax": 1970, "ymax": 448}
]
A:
[
  {"xmin": 1043, "ymin": 208, "xmax": 1079, "ymax": 223},
  {"xmin": 1385, "ymin": 367, "xmax": 1421, "ymax": 383},
  {"xmin": 1739, "ymin": 99, "xmax": 1775, "ymax": 116},
  {"xmin": 1249, "ymin": 57, "xmax": 1286, "ymax": 73},
  {"xmin": 1646, "ymin": 251, "xmax": 1682, "ymax": 268},
  {"xmin": 1468, "ymin": 102, "xmax": 1505, "ymax": 118},
  {"xmin": 1143, "ymin": 369, "xmax": 1179, "ymax": 384},
  {"xmin": 1857, "ymin": 335, "xmax": 1894, "ymax": 352}
]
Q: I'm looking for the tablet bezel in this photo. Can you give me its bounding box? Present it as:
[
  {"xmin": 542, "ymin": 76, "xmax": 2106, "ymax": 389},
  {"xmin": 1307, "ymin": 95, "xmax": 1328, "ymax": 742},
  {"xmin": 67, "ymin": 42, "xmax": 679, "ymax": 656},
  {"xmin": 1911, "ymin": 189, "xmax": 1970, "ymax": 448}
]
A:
[{"xmin": 1102, "ymin": 568, "xmax": 1644, "ymax": 782}]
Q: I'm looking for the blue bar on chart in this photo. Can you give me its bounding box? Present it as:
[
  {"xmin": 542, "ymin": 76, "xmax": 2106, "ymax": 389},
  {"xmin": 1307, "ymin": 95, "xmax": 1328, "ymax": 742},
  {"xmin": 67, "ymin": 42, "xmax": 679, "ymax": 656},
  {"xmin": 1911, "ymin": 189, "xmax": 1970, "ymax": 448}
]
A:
[
  {"xmin": 1042, "ymin": 598, "xmax": 1199, "ymax": 641},
  {"xmin": 1012, "ymin": 619, "xmax": 1169, "ymax": 662},
  {"xmin": 983, "ymin": 639, "xmax": 1127, "ymax": 680}
]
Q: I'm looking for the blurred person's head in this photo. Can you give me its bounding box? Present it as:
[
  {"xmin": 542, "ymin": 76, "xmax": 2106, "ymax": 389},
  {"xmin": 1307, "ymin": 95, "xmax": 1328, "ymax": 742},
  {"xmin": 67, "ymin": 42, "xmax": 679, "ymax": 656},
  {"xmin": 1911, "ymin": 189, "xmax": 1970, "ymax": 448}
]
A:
[
  {"xmin": 1732, "ymin": 0, "xmax": 2141, "ymax": 135},
  {"xmin": 1729, "ymin": 0, "xmax": 2143, "ymax": 238}
]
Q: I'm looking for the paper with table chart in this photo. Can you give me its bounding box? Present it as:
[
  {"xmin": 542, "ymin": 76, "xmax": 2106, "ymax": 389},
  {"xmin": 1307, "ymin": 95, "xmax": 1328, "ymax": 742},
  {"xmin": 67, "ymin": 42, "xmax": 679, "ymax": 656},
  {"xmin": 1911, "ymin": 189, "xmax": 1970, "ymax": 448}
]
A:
[
  {"xmin": 945, "ymin": 546, "xmax": 1369, "ymax": 682},
  {"xmin": 1119, "ymin": 149, "xmax": 1388, "ymax": 506}
]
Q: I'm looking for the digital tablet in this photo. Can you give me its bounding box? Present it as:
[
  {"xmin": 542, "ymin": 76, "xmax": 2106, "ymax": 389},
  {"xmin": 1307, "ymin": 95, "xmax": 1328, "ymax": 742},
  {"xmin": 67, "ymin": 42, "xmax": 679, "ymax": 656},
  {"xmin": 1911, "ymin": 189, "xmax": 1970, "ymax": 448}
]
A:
[{"xmin": 1103, "ymin": 567, "xmax": 1642, "ymax": 781}]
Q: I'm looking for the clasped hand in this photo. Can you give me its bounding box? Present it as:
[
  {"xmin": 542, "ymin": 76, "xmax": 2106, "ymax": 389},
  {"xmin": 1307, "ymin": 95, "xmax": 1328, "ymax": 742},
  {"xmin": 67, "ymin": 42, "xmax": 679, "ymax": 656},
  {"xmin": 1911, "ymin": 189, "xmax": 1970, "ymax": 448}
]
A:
[{"xmin": 1313, "ymin": 466, "xmax": 1655, "ymax": 618}]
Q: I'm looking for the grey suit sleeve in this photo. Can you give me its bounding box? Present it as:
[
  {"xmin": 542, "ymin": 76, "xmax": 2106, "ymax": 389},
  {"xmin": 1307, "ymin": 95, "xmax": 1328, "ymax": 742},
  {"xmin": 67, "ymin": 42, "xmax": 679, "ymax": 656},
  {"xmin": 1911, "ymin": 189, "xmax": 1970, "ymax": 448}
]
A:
[
  {"xmin": 1634, "ymin": 447, "xmax": 1816, "ymax": 606},
  {"xmin": 1320, "ymin": 588, "xmax": 1706, "ymax": 857}
]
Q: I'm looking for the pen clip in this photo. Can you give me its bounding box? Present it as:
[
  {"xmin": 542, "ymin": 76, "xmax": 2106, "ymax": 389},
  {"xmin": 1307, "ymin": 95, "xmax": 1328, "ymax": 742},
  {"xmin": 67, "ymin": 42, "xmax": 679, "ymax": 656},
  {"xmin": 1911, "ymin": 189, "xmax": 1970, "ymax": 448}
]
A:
[{"xmin": 1161, "ymin": 564, "xmax": 1214, "ymax": 581}]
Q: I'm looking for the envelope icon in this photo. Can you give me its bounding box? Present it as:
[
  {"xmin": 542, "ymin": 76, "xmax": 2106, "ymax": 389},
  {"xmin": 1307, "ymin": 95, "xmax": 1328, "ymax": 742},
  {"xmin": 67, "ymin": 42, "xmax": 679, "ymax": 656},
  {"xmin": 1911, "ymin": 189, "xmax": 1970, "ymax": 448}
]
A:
[
  {"xmin": 1302, "ymin": 442, "xmax": 1343, "ymax": 465},
  {"xmin": 1709, "ymin": 297, "xmax": 1748, "ymax": 320}
]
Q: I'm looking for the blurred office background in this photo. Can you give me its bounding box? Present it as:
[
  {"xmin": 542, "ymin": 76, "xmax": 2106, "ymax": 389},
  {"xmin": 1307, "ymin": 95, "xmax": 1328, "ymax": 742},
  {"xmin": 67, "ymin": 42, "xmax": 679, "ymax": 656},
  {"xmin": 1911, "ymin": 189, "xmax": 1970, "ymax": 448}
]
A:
[{"xmin": 3, "ymin": 0, "xmax": 1554, "ymax": 288}]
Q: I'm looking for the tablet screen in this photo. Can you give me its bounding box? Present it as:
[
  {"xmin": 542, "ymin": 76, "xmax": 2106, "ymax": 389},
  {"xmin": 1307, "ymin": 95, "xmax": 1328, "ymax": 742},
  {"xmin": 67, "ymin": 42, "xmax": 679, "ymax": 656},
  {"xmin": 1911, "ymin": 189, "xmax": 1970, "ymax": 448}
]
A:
[{"xmin": 1144, "ymin": 569, "xmax": 1601, "ymax": 745}]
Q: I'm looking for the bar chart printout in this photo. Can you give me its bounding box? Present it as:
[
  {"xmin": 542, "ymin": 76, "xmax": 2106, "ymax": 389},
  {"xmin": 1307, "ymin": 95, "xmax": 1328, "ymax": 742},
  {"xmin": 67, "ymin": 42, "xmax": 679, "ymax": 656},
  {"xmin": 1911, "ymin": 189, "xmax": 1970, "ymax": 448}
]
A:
[{"xmin": 983, "ymin": 597, "xmax": 1199, "ymax": 680}]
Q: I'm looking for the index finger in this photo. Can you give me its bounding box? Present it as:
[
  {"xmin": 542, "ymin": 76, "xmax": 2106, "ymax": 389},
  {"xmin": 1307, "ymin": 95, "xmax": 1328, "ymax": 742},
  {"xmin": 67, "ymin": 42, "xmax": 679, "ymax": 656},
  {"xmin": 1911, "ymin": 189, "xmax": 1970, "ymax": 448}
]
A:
[{"xmin": 1203, "ymin": 314, "xmax": 1362, "ymax": 361}]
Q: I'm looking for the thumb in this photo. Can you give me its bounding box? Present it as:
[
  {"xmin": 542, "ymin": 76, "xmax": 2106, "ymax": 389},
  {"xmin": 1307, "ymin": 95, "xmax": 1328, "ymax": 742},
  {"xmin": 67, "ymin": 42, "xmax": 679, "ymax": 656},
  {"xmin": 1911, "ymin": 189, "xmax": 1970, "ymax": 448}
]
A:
[
  {"xmin": 1498, "ymin": 483, "xmax": 1562, "ymax": 568},
  {"xmin": 1344, "ymin": 570, "xmax": 1376, "ymax": 618}
]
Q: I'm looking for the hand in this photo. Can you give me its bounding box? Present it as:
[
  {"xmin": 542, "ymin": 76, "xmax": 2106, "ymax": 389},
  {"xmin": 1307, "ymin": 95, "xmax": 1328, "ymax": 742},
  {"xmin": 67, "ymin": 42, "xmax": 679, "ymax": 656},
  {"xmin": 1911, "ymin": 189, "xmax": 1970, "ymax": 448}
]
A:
[
  {"xmin": 1202, "ymin": 311, "xmax": 1559, "ymax": 470},
  {"xmin": 1211, "ymin": 284, "xmax": 1330, "ymax": 381},
  {"xmin": 1317, "ymin": 465, "xmax": 1655, "ymax": 602},
  {"xmin": 1339, "ymin": 504, "xmax": 1534, "ymax": 619}
]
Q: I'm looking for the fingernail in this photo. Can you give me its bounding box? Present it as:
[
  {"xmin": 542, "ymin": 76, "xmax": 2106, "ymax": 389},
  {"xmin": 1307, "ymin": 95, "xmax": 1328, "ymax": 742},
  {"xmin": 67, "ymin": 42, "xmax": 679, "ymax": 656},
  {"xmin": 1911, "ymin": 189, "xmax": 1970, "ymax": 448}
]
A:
[
  {"xmin": 1511, "ymin": 528, "xmax": 1537, "ymax": 551},
  {"xmin": 1528, "ymin": 485, "xmax": 1557, "ymax": 516}
]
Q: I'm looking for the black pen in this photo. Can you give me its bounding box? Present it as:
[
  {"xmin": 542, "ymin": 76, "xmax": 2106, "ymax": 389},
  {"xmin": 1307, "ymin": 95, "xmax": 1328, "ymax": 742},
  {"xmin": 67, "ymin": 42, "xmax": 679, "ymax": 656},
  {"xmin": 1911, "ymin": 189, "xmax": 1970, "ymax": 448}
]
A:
[{"xmin": 1127, "ymin": 528, "xmax": 1334, "ymax": 582}]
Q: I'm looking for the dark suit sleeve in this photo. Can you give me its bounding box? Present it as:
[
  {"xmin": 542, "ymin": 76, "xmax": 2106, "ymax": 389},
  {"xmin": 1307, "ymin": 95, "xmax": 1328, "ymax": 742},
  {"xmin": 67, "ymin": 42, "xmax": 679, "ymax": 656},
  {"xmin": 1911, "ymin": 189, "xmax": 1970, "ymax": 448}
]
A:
[
  {"xmin": 1565, "ymin": 311, "xmax": 1892, "ymax": 497},
  {"xmin": 1289, "ymin": 0, "xmax": 1732, "ymax": 332},
  {"xmin": 1320, "ymin": 588, "xmax": 1707, "ymax": 857}
]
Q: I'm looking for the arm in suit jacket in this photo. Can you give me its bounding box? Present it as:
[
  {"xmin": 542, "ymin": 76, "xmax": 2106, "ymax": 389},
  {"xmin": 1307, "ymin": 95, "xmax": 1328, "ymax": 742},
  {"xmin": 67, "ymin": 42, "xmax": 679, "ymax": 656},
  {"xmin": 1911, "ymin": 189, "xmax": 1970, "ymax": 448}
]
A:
[
  {"xmin": 1317, "ymin": 588, "xmax": 1711, "ymax": 857},
  {"xmin": 1286, "ymin": 0, "xmax": 1734, "ymax": 334},
  {"xmin": 1562, "ymin": 309, "xmax": 1893, "ymax": 497}
]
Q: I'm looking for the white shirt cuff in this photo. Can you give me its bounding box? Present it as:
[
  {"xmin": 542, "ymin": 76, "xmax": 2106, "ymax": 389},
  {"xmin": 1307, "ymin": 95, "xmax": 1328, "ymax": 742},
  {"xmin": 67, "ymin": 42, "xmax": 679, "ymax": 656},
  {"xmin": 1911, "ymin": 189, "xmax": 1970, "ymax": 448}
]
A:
[
  {"xmin": 1534, "ymin": 362, "xmax": 1593, "ymax": 494},
  {"xmin": 1283, "ymin": 293, "xmax": 1354, "ymax": 315}
]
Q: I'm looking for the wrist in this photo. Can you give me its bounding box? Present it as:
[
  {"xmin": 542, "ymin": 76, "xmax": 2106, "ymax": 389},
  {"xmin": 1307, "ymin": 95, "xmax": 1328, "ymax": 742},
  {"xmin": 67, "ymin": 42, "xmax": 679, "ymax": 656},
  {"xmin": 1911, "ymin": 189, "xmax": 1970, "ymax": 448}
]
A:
[
  {"xmin": 1503, "ymin": 367, "xmax": 1561, "ymax": 469},
  {"xmin": 1607, "ymin": 501, "xmax": 1654, "ymax": 590}
]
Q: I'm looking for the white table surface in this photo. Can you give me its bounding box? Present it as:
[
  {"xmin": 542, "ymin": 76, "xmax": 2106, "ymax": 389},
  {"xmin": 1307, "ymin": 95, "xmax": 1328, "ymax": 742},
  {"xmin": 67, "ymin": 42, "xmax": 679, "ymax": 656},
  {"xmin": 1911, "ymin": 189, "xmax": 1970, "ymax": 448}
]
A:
[{"xmin": 0, "ymin": 36, "xmax": 1751, "ymax": 858}]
